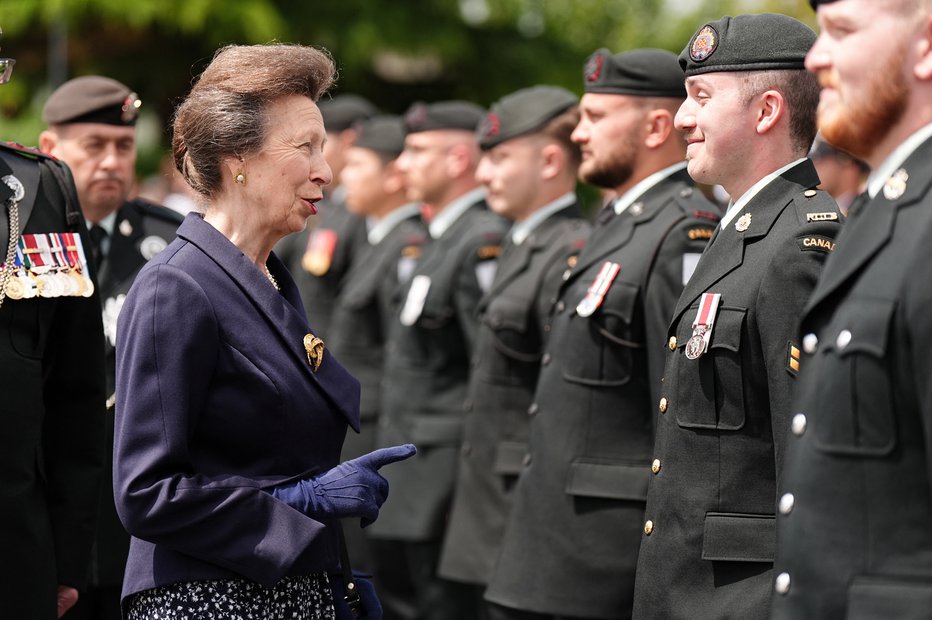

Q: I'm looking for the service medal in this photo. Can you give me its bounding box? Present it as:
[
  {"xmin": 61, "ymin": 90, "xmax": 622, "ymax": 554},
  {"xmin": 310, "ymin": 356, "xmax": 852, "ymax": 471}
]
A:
[
  {"xmin": 4, "ymin": 275, "xmax": 24, "ymax": 300},
  {"xmin": 685, "ymin": 292, "xmax": 721, "ymax": 360},
  {"xmin": 575, "ymin": 261, "xmax": 621, "ymax": 318}
]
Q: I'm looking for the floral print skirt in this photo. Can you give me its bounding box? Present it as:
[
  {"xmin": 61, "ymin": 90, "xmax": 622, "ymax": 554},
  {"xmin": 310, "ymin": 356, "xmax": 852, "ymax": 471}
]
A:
[{"xmin": 125, "ymin": 573, "xmax": 334, "ymax": 620}]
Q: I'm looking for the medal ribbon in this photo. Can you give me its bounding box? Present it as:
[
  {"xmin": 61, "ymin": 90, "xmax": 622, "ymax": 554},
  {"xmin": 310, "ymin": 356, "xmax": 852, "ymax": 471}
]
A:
[
  {"xmin": 23, "ymin": 234, "xmax": 46, "ymax": 268},
  {"xmin": 691, "ymin": 292, "xmax": 721, "ymax": 355}
]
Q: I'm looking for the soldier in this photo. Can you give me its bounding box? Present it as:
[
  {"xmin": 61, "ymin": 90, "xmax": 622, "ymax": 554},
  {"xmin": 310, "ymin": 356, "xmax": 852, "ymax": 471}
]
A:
[
  {"xmin": 809, "ymin": 135, "xmax": 867, "ymax": 215},
  {"xmin": 632, "ymin": 14, "xmax": 844, "ymax": 619},
  {"xmin": 438, "ymin": 86, "xmax": 590, "ymax": 606},
  {"xmin": 484, "ymin": 50, "xmax": 720, "ymax": 620},
  {"xmin": 275, "ymin": 94, "xmax": 376, "ymax": 339},
  {"xmin": 368, "ymin": 101, "xmax": 508, "ymax": 620},
  {"xmin": 773, "ymin": 0, "xmax": 932, "ymax": 616},
  {"xmin": 38, "ymin": 76, "xmax": 182, "ymax": 620},
  {"xmin": 0, "ymin": 32, "xmax": 107, "ymax": 619}
]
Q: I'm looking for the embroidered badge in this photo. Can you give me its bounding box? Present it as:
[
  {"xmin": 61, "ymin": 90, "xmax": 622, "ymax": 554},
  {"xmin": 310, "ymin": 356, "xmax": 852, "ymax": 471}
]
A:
[
  {"xmin": 690, "ymin": 25, "xmax": 718, "ymax": 63},
  {"xmin": 479, "ymin": 112, "xmax": 501, "ymax": 140},
  {"xmin": 798, "ymin": 235, "xmax": 836, "ymax": 253},
  {"xmin": 584, "ymin": 52, "xmax": 604, "ymax": 83},
  {"xmin": 140, "ymin": 235, "xmax": 168, "ymax": 260},
  {"xmin": 687, "ymin": 227, "xmax": 714, "ymax": 241},
  {"xmin": 302, "ymin": 228, "xmax": 338, "ymax": 276},
  {"xmin": 806, "ymin": 212, "xmax": 839, "ymax": 222}
]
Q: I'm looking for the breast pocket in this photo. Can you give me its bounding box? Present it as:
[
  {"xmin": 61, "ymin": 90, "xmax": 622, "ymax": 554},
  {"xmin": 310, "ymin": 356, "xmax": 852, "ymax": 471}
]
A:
[
  {"xmin": 810, "ymin": 298, "xmax": 896, "ymax": 457},
  {"xmin": 674, "ymin": 305, "xmax": 747, "ymax": 430},
  {"xmin": 482, "ymin": 294, "xmax": 539, "ymax": 384},
  {"xmin": 561, "ymin": 280, "xmax": 640, "ymax": 387},
  {"xmin": 9, "ymin": 298, "xmax": 54, "ymax": 360}
]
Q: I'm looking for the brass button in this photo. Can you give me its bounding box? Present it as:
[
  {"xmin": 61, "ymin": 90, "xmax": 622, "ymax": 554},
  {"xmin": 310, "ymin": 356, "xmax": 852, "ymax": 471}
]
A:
[
  {"xmin": 668, "ymin": 336, "xmax": 677, "ymax": 350},
  {"xmin": 659, "ymin": 397, "xmax": 668, "ymax": 413},
  {"xmin": 644, "ymin": 520, "xmax": 654, "ymax": 536},
  {"xmin": 791, "ymin": 413, "xmax": 807, "ymax": 436},
  {"xmin": 779, "ymin": 493, "xmax": 795, "ymax": 515},
  {"xmin": 774, "ymin": 572, "xmax": 791, "ymax": 595},
  {"xmin": 651, "ymin": 459, "xmax": 662, "ymax": 474}
]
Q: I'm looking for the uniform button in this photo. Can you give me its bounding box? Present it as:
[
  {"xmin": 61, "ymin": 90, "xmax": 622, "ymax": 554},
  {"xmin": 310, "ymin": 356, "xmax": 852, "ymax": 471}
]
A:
[
  {"xmin": 463, "ymin": 399, "xmax": 473, "ymax": 412},
  {"xmin": 668, "ymin": 336, "xmax": 677, "ymax": 350},
  {"xmin": 791, "ymin": 413, "xmax": 807, "ymax": 436},
  {"xmin": 544, "ymin": 324, "xmax": 551, "ymax": 333},
  {"xmin": 774, "ymin": 572, "xmax": 791, "ymax": 595},
  {"xmin": 528, "ymin": 403, "xmax": 539, "ymax": 416},
  {"xmin": 779, "ymin": 493, "xmax": 795, "ymax": 515},
  {"xmin": 644, "ymin": 520, "xmax": 654, "ymax": 536},
  {"xmin": 651, "ymin": 459, "xmax": 662, "ymax": 474},
  {"xmin": 836, "ymin": 329, "xmax": 852, "ymax": 350},
  {"xmin": 802, "ymin": 333, "xmax": 818, "ymax": 354},
  {"xmin": 804, "ymin": 189, "xmax": 817, "ymax": 197},
  {"xmin": 659, "ymin": 397, "xmax": 668, "ymax": 413},
  {"xmin": 556, "ymin": 301, "xmax": 566, "ymax": 313},
  {"xmin": 563, "ymin": 270, "xmax": 572, "ymax": 281},
  {"xmin": 541, "ymin": 353, "xmax": 551, "ymax": 366},
  {"xmin": 461, "ymin": 443, "xmax": 472, "ymax": 456},
  {"xmin": 522, "ymin": 453, "xmax": 532, "ymax": 466}
]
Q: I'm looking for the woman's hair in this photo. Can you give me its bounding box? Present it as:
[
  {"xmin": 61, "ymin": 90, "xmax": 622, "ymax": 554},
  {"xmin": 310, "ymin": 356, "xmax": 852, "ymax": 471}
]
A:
[{"xmin": 172, "ymin": 43, "xmax": 336, "ymax": 198}]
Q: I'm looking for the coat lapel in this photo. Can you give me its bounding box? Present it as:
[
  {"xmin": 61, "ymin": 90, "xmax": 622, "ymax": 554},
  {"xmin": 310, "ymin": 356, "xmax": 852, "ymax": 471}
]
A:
[{"xmin": 100, "ymin": 206, "xmax": 147, "ymax": 296}]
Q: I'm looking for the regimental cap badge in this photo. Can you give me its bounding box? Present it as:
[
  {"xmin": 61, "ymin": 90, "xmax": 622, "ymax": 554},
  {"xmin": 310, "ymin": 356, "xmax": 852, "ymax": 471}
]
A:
[
  {"xmin": 883, "ymin": 168, "xmax": 908, "ymax": 200},
  {"xmin": 121, "ymin": 91, "xmax": 141, "ymax": 124},
  {"xmin": 584, "ymin": 51, "xmax": 604, "ymax": 82},
  {"xmin": 690, "ymin": 25, "xmax": 719, "ymax": 63},
  {"xmin": 735, "ymin": 212, "xmax": 752, "ymax": 232},
  {"xmin": 304, "ymin": 333, "xmax": 325, "ymax": 372},
  {"xmin": 2, "ymin": 174, "xmax": 25, "ymax": 204},
  {"xmin": 478, "ymin": 112, "xmax": 501, "ymax": 141}
]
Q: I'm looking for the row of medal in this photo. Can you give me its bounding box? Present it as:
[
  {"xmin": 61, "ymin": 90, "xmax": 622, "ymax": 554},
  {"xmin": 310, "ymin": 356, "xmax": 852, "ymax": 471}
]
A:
[{"xmin": 2, "ymin": 232, "xmax": 95, "ymax": 299}]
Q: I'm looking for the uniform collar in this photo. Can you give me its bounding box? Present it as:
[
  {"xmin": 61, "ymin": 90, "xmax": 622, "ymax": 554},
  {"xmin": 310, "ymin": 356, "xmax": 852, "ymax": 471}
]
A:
[
  {"xmin": 614, "ymin": 161, "xmax": 687, "ymax": 215},
  {"xmin": 87, "ymin": 210, "xmax": 118, "ymax": 236},
  {"xmin": 867, "ymin": 122, "xmax": 932, "ymax": 199},
  {"xmin": 428, "ymin": 186, "xmax": 486, "ymax": 239},
  {"xmin": 510, "ymin": 191, "xmax": 576, "ymax": 245},
  {"xmin": 367, "ymin": 202, "xmax": 421, "ymax": 245},
  {"xmin": 721, "ymin": 158, "xmax": 806, "ymax": 228}
]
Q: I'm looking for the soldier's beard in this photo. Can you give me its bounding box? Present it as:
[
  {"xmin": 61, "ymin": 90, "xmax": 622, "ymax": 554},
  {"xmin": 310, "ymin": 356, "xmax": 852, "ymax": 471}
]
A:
[
  {"xmin": 817, "ymin": 46, "xmax": 909, "ymax": 162},
  {"xmin": 579, "ymin": 137, "xmax": 637, "ymax": 190}
]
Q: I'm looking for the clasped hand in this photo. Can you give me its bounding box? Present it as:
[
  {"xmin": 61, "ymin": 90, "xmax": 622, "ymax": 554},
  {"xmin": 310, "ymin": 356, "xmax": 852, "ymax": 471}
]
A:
[{"xmin": 271, "ymin": 444, "xmax": 416, "ymax": 526}]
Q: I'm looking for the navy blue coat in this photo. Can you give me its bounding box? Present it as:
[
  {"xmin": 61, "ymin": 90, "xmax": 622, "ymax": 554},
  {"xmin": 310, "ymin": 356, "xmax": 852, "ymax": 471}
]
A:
[{"xmin": 114, "ymin": 213, "xmax": 361, "ymax": 603}]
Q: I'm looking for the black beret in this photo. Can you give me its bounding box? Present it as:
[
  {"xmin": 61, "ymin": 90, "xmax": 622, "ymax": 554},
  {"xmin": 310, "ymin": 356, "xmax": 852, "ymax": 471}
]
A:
[
  {"xmin": 583, "ymin": 48, "xmax": 686, "ymax": 98},
  {"xmin": 319, "ymin": 94, "xmax": 378, "ymax": 133},
  {"xmin": 809, "ymin": 0, "xmax": 838, "ymax": 8},
  {"xmin": 353, "ymin": 115, "xmax": 405, "ymax": 157},
  {"xmin": 477, "ymin": 85, "xmax": 577, "ymax": 150},
  {"xmin": 43, "ymin": 76, "xmax": 140, "ymax": 126},
  {"xmin": 679, "ymin": 14, "xmax": 816, "ymax": 76},
  {"xmin": 403, "ymin": 100, "xmax": 486, "ymax": 134}
]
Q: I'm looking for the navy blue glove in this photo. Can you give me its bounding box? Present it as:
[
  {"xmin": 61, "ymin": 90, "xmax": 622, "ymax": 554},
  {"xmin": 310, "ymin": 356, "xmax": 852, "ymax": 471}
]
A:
[{"xmin": 271, "ymin": 444, "xmax": 416, "ymax": 526}]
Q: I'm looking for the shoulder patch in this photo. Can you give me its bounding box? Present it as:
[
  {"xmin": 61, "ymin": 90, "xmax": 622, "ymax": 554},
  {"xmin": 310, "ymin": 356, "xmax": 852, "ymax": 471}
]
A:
[
  {"xmin": 692, "ymin": 209, "xmax": 720, "ymax": 222},
  {"xmin": 477, "ymin": 244, "xmax": 502, "ymax": 260},
  {"xmin": 806, "ymin": 212, "xmax": 839, "ymax": 223},
  {"xmin": 786, "ymin": 341, "xmax": 801, "ymax": 376},
  {"xmin": 687, "ymin": 227, "xmax": 714, "ymax": 241},
  {"xmin": 797, "ymin": 234, "xmax": 836, "ymax": 253},
  {"xmin": 401, "ymin": 244, "xmax": 421, "ymax": 259}
]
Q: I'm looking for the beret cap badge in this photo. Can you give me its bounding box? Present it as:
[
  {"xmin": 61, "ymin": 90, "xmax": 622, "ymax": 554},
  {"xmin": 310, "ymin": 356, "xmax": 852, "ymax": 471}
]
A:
[
  {"xmin": 479, "ymin": 112, "xmax": 501, "ymax": 140},
  {"xmin": 690, "ymin": 25, "xmax": 719, "ymax": 62},
  {"xmin": 584, "ymin": 53, "xmax": 604, "ymax": 82}
]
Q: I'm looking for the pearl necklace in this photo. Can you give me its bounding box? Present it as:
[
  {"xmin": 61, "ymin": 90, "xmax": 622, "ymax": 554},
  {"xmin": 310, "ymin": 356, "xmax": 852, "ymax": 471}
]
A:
[{"xmin": 264, "ymin": 266, "xmax": 281, "ymax": 292}]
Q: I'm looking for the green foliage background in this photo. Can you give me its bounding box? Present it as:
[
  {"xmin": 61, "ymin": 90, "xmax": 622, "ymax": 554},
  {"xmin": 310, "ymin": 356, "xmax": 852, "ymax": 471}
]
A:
[{"xmin": 0, "ymin": 0, "xmax": 814, "ymax": 178}]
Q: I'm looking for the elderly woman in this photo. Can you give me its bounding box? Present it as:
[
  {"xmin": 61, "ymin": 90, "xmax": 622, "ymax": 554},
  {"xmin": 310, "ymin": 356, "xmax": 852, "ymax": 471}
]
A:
[{"xmin": 113, "ymin": 43, "xmax": 414, "ymax": 619}]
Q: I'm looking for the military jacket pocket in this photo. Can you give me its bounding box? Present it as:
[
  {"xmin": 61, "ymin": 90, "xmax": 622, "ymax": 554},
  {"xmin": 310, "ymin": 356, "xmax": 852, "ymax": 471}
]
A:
[
  {"xmin": 810, "ymin": 298, "xmax": 896, "ymax": 457},
  {"xmin": 8, "ymin": 298, "xmax": 55, "ymax": 360},
  {"xmin": 564, "ymin": 459, "xmax": 649, "ymax": 501},
  {"xmin": 846, "ymin": 577, "xmax": 932, "ymax": 619},
  {"xmin": 413, "ymin": 279, "xmax": 455, "ymax": 330},
  {"xmin": 492, "ymin": 441, "xmax": 528, "ymax": 476},
  {"xmin": 561, "ymin": 280, "xmax": 640, "ymax": 387},
  {"xmin": 674, "ymin": 306, "xmax": 747, "ymax": 430},
  {"xmin": 701, "ymin": 512, "xmax": 774, "ymax": 562},
  {"xmin": 482, "ymin": 294, "xmax": 540, "ymax": 380}
]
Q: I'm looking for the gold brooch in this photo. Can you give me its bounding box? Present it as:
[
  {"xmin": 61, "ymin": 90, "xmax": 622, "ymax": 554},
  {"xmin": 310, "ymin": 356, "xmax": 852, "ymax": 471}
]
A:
[{"xmin": 304, "ymin": 333, "xmax": 325, "ymax": 372}]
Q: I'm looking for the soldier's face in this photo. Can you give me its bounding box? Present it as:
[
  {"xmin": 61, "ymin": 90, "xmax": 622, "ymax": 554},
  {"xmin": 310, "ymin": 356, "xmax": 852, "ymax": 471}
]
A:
[
  {"xmin": 475, "ymin": 135, "xmax": 545, "ymax": 222},
  {"xmin": 397, "ymin": 130, "xmax": 457, "ymax": 206},
  {"xmin": 677, "ymin": 73, "xmax": 756, "ymax": 194},
  {"xmin": 806, "ymin": 0, "xmax": 916, "ymax": 163},
  {"xmin": 46, "ymin": 123, "xmax": 136, "ymax": 219},
  {"xmin": 341, "ymin": 146, "xmax": 391, "ymax": 216},
  {"xmin": 572, "ymin": 93, "xmax": 642, "ymax": 190}
]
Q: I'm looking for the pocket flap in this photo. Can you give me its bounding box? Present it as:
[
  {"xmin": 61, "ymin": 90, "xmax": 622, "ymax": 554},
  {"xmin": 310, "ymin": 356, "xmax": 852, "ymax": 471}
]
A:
[
  {"xmin": 564, "ymin": 460, "xmax": 649, "ymax": 501},
  {"xmin": 708, "ymin": 306, "xmax": 745, "ymax": 352},
  {"xmin": 834, "ymin": 299, "xmax": 895, "ymax": 358},
  {"xmin": 597, "ymin": 280, "xmax": 639, "ymax": 322},
  {"xmin": 701, "ymin": 512, "xmax": 774, "ymax": 562},
  {"xmin": 484, "ymin": 295, "xmax": 531, "ymax": 334},
  {"xmin": 492, "ymin": 441, "xmax": 528, "ymax": 475},
  {"xmin": 408, "ymin": 414, "xmax": 463, "ymax": 446},
  {"xmin": 847, "ymin": 578, "xmax": 932, "ymax": 619}
]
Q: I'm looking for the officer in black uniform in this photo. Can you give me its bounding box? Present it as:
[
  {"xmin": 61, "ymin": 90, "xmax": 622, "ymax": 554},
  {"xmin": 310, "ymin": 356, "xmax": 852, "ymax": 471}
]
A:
[
  {"xmin": 369, "ymin": 101, "xmax": 508, "ymax": 620},
  {"xmin": 633, "ymin": 15, "xmax": 844, "ymax": 619},
  {"xmin": 0, "ymin": 32, "xmax": 107, "ymax": 619},
  {"xmin": 773, "ymin": 1, "xmax": 932, "ymax": 617},
  {"xmin": 38, "ymin": 75, "xmax": 181, "ymax": 620},
  {"xmin": 485, "ymin": 50, "xmax": 720, "ymax": 620},
  {"xmin": 438, "ymin": 86, "xmax": 590, "ymax": 605},
  {"xmin": 275, "ymin": 94, "xmax": 376, "ymax": 339}
]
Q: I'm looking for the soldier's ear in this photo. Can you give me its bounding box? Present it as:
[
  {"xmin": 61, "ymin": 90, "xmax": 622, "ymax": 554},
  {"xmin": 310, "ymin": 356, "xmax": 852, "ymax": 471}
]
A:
[
  {"xmin": 913, "ymin": 14, "xmax": 932, "ymax": 81},
  {"xmin": 539, "ymin": 142, "xmax": 564, "ymax": 181},
  {"xmin": 754, "ymin": 90, "xmax": 785, "ymax": 137},
  {"xmin": 644, "ymin": 108, "xmax": 674, "ymax": 149},
  {"xmin": 38, "ymin": 130, "xmax": 59, "ymax": 156}
]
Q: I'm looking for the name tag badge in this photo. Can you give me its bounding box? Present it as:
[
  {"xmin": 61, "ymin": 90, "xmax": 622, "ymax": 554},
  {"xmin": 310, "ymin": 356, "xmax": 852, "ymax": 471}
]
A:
[
  {"xmin": 685, "ymin": 292, "xmax": 721, "ymax": 360},
  {"xmin": 399, "ymin": 274, "xmax": 431, "ymax": 326},
  {"xmin": 576, "ymin": 261, "xmax": 620, "ymax": 318}
]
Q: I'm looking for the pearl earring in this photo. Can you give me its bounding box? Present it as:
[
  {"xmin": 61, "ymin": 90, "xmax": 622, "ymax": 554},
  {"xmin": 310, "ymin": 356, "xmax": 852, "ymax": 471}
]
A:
[{"xmin": 235, "ymin": 172, "xmax": 246, "ymax": 185}]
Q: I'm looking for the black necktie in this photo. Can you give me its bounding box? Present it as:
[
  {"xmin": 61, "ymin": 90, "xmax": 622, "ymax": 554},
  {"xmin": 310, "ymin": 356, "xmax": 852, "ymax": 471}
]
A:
[
  {"xmin": 89, "ymin": 224, "xmax": 107, "ymax": 268},
  {"xmin": 845, "ymin": 191, "xmax": 870, "ymax": 218}
]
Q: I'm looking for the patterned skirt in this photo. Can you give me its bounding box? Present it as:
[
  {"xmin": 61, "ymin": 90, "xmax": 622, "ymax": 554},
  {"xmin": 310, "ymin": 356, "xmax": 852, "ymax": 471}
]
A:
[{"xmin": 125, "ymin": 573, "xmax": 334, "ymax": 620}]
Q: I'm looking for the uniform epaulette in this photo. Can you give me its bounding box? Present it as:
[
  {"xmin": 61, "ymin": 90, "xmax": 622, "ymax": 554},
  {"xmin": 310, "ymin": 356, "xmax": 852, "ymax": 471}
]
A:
[
  {"xmin": 0, "ymin": 141, "xmax": 59, "ymax": 162},
  {"xmin": 672, "ymin": 185, "xmax": 720, "ymax": 220},
  {"xmin": 128, "ymin": 197, "xmax": 185, "ymax": 225},
  {"xmin": 792, "ymin": 188, "xmax": 841, "ymax": 226}
]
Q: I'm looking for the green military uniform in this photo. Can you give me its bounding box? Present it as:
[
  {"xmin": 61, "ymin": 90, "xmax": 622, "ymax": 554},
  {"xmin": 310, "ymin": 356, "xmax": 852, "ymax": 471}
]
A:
[
  {"xmin": 0, "ymin": 141, "xmax": 106, "ymax": 619},
  {"xmin": 632, "ymin": 16, "xmax": 845, "ymax": 619},
  {"xmin": 486, "ymin": 48, "xmax": 721, "ymax": 620},
  {"xmin": 772, "ymin": 129, "xmax": 932, "ymax": 618},
  {"xmin": 440, "ymin": 86, "xmax": 591, "ymax": 586}
]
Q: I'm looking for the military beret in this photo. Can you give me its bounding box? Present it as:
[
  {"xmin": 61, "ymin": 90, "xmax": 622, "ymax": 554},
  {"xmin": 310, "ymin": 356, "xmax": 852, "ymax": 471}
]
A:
[
  {"xmin": 353, "ymin": 115, "xmax": 405, "ymax": 157},
  {"xmin": 403, "ymin": 100, "xmax": 486, "ymax": 134},
  {"xmin": 809, "ymin": 0, "xmax": 838, "ymax": 8},
  {"xmin": 43, "ymin": 75, "xmax": 140, "ymax": 126},
  {"xmin": 679, "ymin": 14, "xmax": 816, "ymax": 76},
  {"xmin": 319, "ymin": 94, "xmax": 378, "ymax": 133},
  {"xmin": 583, "ymin": 48, "xmax": 686, "ymax": 98},
  {"xmin": 477, "ymin": 85, "xmax": 577, "ymax": 150}
]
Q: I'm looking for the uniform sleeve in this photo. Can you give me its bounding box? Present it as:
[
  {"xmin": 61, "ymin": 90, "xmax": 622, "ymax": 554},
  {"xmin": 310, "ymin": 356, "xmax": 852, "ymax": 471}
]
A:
[
  {"xmin": 113, "ymin": 263, "xmax": 327, "ymax": 586},
  {"xmin": 757, "ymin": 218, "xmax": 840, "ymax": 481}
]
